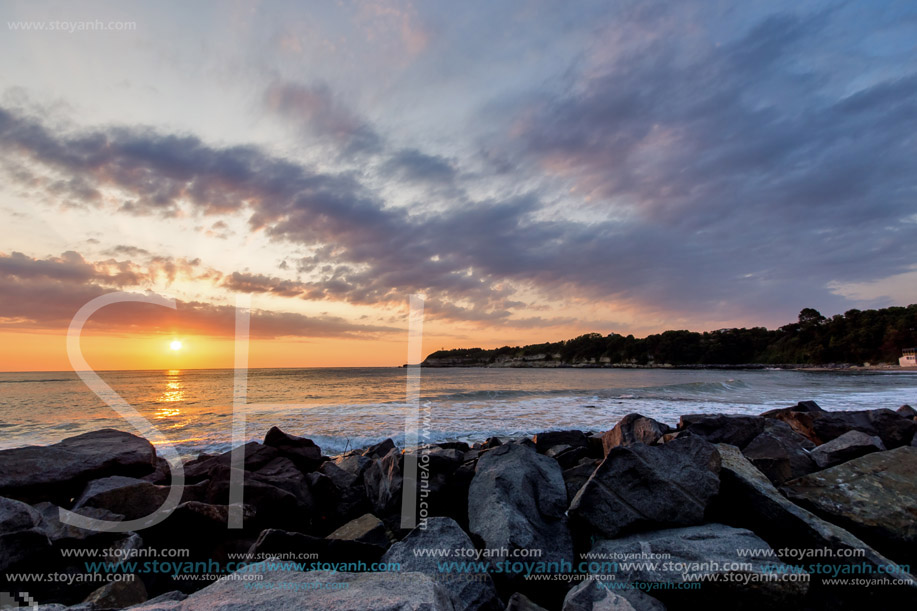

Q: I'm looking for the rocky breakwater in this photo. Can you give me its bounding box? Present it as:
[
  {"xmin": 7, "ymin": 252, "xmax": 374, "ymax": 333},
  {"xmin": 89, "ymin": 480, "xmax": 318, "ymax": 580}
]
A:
[{"xmin": 1, "ymin": 402, "xmax": 916, "ymax": 610}]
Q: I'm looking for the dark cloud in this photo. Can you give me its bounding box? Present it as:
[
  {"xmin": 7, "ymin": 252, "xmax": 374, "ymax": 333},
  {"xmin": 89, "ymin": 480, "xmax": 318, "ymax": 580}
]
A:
[{"xmin": 382, "ymin": 148, "xmax": 456, "ymax": 184}]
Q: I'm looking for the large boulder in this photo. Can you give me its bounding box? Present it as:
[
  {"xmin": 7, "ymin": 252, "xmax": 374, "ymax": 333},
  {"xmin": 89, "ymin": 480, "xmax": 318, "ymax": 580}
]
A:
[
  {"xmin": 468, "ymin": 444, "xmax": 574, "ymax": 573},
  {"xmin": 589, "ymin": 524, "xmax": 808, "ymax": 609},
  {"xmin": 326, "ymin": 513, "xmax": 390, "ymax": 550},
  {"xmin": 128, "ymin": 566, "xmax": 456, "ymax": 610},
  {"xmin": 364, "ymin": 438, "xmax": 397, "ymax": 459},
  {"xmin": 782, "ymin": 446, "xmax": 917, "ymax": 565},
  {"xmin": 569, "ymin": 436, "xmax": 720, "ymax": 538},
  {"xmin": 766, "ymin": 407, "xmax": 916, "ymax": 449},
  {"xmin": 263, "ymin": 426, "xmax": 324, "ymax": 472},
  {"xmin": 319, "ymin": 461, "xmax": 370, "ymax": 525},
  {"xmin": 183, "ymin": 442, "xmax": 280, "ymax": 482},
  {"xmin": 83, "ymin": 577, "xmax": 148, "ymax": 610},
  {"xmin": 0, "ymin": 496, "xmax": 51, "ymax": 573},
  {"xmin": 0, "ymin": 429, "xmax": 157, "ymax": 504},
  {"xmin": 677, "ymin": 414, "xmax": 764, "ymax": 448},
  {"xmin": 562, "ymin": 577, "xmax": 665, "ymax": 611},
  {"xmin": 602, "ymin": 414, "xmax": 672, "ymax": 454},
  {"xmin": 381, "ymin": 517, "xmax": 502, "ymax": 611},
  {"xmin": 809, "ymin": 430, "xmax": 885, "ymax": 469},
  {"xmin": 533, "ymin": 430, "xmax": 588, "ymax": 453},
  {"xmin": 562, "ymin": 460, "xmax": 599, "ymax": 504},
  {"xmin": 741, "ymin": 420, "xmax": 817, "ymax": 484},
  {"xmin": 72, "ymin": 476, "xmax": 184, "ymax": 521},
  {"xmin": 710, "ymin": 443, "xmax": 917, "ymax": 606}
]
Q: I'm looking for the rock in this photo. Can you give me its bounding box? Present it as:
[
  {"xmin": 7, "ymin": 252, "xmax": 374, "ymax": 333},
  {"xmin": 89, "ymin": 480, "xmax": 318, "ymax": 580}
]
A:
[
  {"xmin": 545, "ymin": 445, "xmax": 588, "ymax": 470},
  {"xmin": 809, "ymin": 430, "xmax": 885, "ymax": 469},
  {"xmin": 0, "ymin": 429, "xmax": 158, "ymax": 504},
  {"xmin": 319, "ymin": 461, "xmax": 370, "ymax": 523},
  {"xmin": 364, "ymin": 438, "xmax": 397, "ymax": 459},
  {"xmin": 468, "ymin": 444, "xmax": 573, "ymax": 575},
  {"xmin": 767, "ymin": 407, "xmax": 916, "ymax": 449},
  {"xmin": 677, "ymin": 414, "xmax": 765, "ymax": 448},
  {"xmin": 326, "ymin": 513, "xmax": 390, "ymax": 549},
  {"xmin": 435, "ymin": 441, "xmax": 471, "ymax": 453},
  {"xmin": 381, "ymin": 517, "xmax": 501, "ymax": 611},
  {"xmin": 83, "ymin": 577, "xmax": 148, "ymax": 610},
  {"xmin": 601, "ymin": 414, "xmax": 672, "ymax": 454},
  {"xmin": 711, "ymin": 443, "xmax": 917, "ymax": 606},
  {"xmin": 363, "ymin": 448, "xmax": 404, "ymax": 518},
  {"xmin": 0, "ymin": 495, "xmax": 42, "ymax": 532},
  {"xmin": 263, "ymin": 426, "xmax": 324, "ymax": 472},
  {"xmin": 506, "ymin": 592, "xmax": 550, "ymax": 610},
  {"xmin": 897, "ymin": 404, "xmax": 917, "ymax": 419},
  {"xmin": 0, "ymin": 527, "xmax": 51, "ymax": 573},
  {"xmin": 782, "ymin": 446, "xmax": 917, "ymax": 564},
  {"xmin": 589, "ymin": 524, "xmax": 808, "ymax": 608},
  {"xmin": 569, "ymin": 436, "xmax": 720, "ymax": 538},
  {"xmin": 562, "ymin": 460, "xmax": 599, "ymax": 503},
  {"xmin": 33, "ymin": 502, "xmax": 125, "ymax": 542},
  {"xmin": 248, "ymin": 528, "xmax": 384, "ymax": 565},
  {"xmin": 760, "ymin": 400, "xmax": 825, "ymax": 418},
  {"xmin": 585, "ymin": 434, "xmax": 605, "ymax": 459},
  {"xmin": 562, "ymin": 577, "xmax": 665, "ymax": 611},
  {"xmin": 741, "ymin": 420, "xmax": 817, "ymax": 484},
  {"xmin": 128, "ymin": 566, "xmax": 456, "ymax": 610},
  {"xmin": 533, "ymin": 430, "xmax": 588, "ymax": 453},
  {"xmin": 483, "ymin": 437, "xmax": 503, "ymax": 449},
  {"xmin": 203, "ymin": 465, "xmax": 311, "ymax": 532},
  {"xmin": 183, "ymin": 442, "xmax": 280, "ymax": 482},
  {"xmin": 72, "ymin": 476, "xmax": 172, "ymax": 521}
]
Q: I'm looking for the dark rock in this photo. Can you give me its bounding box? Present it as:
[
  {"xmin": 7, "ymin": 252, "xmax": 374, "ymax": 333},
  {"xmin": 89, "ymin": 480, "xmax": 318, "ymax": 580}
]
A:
[
  {"xmin": 435, "ymin": 441, "xmax": 471, "ymax": 452},
  {"xmin": 72, "ymin": 476, "xmax": 176, "ymax": 521},
  {"xmin": 742, "ymin": 420, "xmax": 817, "ymax": 484},
  {"xmin": 898, "ymin": 404, "xmax": 917, "ymax": 419},
  {"xmin": 782, "ymin": 446, "xmax": 917, "ymax": 564},
  {"xmin": 506, "ymin": 592, "xmax": 549, "ymax": 611},
  {"xmin": 33, "ymin": 502, "xmax": 124, "ymax": 542},
  {"xmin": 562, "ymin": 577, "xmax": 665, "ymax": 611},
  {"xmin": 589, "ymin": 524, "xmax": 808, "ymax": 608},
  {"xmin": 561, "ymin": 460, "xmax": 599, "ymax": 504},
  {"xmin": 711, "ymin": 443, "xmax": 917, "ymax": 606},
  {"xmin": 0, "ymin": 495, "xmax": 42, "ymax": 532},
  {"xmin": 533, "ymin": 430, "xmax": 588, "ymax": 453},
  {"xmin": 677, "ymin": 414, "xmax": 765, "ymax": 448},
  {"xmin": 326, "ymin": 513, "xmax": 390, "ymax": 549},
  {"xmin": 381, "ymin": 517, "xmax": 501, "ymax": 611},
  {"xmin": 0, "ymin": 429, "xmax": 157, "ymax": 504},
  {"xmin": 809, "ymin": 430, "xmax": 885, "ymax": 469},
  {"xmin": 364, "ymin": 438, "xmax": 397, "ymax": 459},
  {"xmin": 569, "ymin": 436, "xmax": 720, "ymax": 538},
  {"xmin": 767, "ymin": 407, "xmax": 916, "ymax": 449},
  {"xmin": 331, "ymin": 454, "xmax": 373, "ymax": 479},
  {"xmin": 363, "ymin": 448, "xmax": 404, "ymax": 518},
  {"xmin": 128, "ymin": 566, "xmax": 456, "ymax": 610},
  {"xmin": 602, "ymin": 414, "xmax": 672, "ymax": 454},
  {"xmin": 203, "ymin": 465, "xmax": 311, "ymax": 531},
  {"xmin": 484, "ymin": 437, "xmax": 503, "ymax": 449},
  {"xmin": 468, "ymin": 444, "xmax": 574, "ymax": 574},
  {"xmin": 761, "ymin": 401, "xmax": 826, "ymax": 418},
  {"xmin": 585, "ymin": 434, "xmax": 605, "ymax": 459},
  {"xmin": 263, "ymin": 426, "xmax": 324, "ymax": 472},
  {"xmin": 319, "ymin": 461, "xmax": 370, "ymax": 524},
  {"xmin": 83, "ymin": 577, "xmax": 148, "ymax": 610},
  {"xmin": 515, "ymin": 437, "xmax": 536, "ymax": 450},
  {"xmin": 183, "ymin": 442, "xmax": 279, "ymax": 483},
  {"xmin": 248, "ymin": 528, "xmax": 384, "ymax": 565},
  {"xmin": 545, "ymin": 445, "xmax": 588, "ymax": 470},
  {"xmin": 0, "ymin": 528, "xmax": 51, "ymax": 573}
]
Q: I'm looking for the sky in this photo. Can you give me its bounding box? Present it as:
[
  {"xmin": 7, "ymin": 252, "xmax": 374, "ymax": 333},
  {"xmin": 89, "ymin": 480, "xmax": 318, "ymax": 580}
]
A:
[{"xmin": 0, "ymin": 0, "xmax": 916, "ymax": 370}]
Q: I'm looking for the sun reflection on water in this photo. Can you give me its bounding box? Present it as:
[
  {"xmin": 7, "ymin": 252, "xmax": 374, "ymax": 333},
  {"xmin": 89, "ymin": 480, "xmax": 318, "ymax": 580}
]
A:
[{"xmin": 156, "ymin": 370, "xmax": 185, "ymax": 415}]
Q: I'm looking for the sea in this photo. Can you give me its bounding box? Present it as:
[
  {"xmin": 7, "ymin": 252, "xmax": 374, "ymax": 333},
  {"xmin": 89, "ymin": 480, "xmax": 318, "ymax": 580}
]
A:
[{"xmin": 1, "ymin": 368, "xmax": 915, "ymax": 458}]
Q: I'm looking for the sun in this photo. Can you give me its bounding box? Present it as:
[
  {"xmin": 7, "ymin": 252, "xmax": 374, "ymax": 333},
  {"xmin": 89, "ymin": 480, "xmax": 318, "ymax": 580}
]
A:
[{"xmin": 170, "ymin": 340, "xmax": 183, "ymax": 351}]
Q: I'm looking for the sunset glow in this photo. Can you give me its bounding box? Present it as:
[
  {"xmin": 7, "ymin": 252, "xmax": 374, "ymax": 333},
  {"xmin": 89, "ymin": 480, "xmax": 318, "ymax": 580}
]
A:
[{"xmin": 170, "ymin": 341, "xmax": 183, "ymax": 352}]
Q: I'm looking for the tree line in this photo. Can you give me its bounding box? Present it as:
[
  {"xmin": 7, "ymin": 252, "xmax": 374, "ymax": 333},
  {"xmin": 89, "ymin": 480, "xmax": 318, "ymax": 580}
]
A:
[{"xmin": 424, "ymin": 305, "xmax": 917, "ymax": 366}]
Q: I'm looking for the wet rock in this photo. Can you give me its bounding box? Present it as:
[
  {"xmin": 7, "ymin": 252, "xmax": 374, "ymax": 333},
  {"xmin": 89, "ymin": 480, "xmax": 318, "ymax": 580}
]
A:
[
  {"xmin": 897, "ymin": 404, "xmax": 917, "ymax": 419},
  {"xmin": 83, "ymin": 577, "xmax": 148, "ymax": 610},
  {"xmin": 468, "ymin": 444, "xmax": 574, "ymax": 574},
  {"xmin": 589, "ymin": 524, "xmax": 808, "ymax": 608},
  {"xmin": 533, "ymin": 430, "xmax": 588, "ymax": 453},
  {"xmin": 711, "ymin": 443, "xmax": 917, "ymax": 606},
  {"xmin": 326, "ymin": 513, "xmax": 390, "ymax": 549},
  {"xmin": 767, "ymin": 407, "xmax": 916, "ymax": 449},
  {"xmin": 0, "ymin": 429, "xmax": 158, "ymax": 504},
  {"xmin": 562, "ymin": 577, "xmax": 665, "ymax": 611},
  {"xmin": 561, "ymin": 460, "xmax": 599, "ymax": 503},
  {"xmin": 381, "ymin": 517, "xmax": 501, "ymax": 611},
  {"xmin": 569, "ymin": 436, "xmax": 720, "ymax": 538},
  {"xmin": 677, "ymin": 414, "xmax": 765, "ymax": 448},
  {"xmin": 545, "ymin": 445, "xmax": 588, "ymax": 470},
  {"xmin": 602, "ymin": 414, "xmax": 672, "ymax": 454},
  {"xmin": 741, "ymin": 420, "xmax": 817, "ymax": 484},
  {"xmin": 809, "ymin": 430, "xmax": 885, "ymax": 469},
  {"xmin": 263, "ymin": 426, "xmax": 324, "ymax": 472},
  {"xmin": 364, "ymin": 438, "xmax": 397, "ymax": 459},
  {"xmin": 782, "ymin": 446, "xmax": 917, "ymax": 564},
  {"xmin": 128, "ymin": 566, "xmax": 456, "ymax": 610}
]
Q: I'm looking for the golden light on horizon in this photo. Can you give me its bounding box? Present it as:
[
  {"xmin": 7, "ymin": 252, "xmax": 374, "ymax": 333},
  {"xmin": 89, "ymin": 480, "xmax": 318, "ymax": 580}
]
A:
[{"xmin": 170, "ymin": 340, "xmax": 183, "ymax": 351}]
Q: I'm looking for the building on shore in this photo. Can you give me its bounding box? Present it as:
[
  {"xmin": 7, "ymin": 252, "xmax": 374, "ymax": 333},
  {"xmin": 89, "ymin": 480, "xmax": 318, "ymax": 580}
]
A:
[{"xmin": 901, "ymin": 348, "xmax": 917, "ymax": 367}]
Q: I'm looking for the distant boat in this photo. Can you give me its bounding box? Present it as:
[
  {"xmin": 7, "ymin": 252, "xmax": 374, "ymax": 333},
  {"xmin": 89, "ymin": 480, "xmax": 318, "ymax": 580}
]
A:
[{"xmin": 900, "ymin": 347, "xmax": 917, "ymax": 367}]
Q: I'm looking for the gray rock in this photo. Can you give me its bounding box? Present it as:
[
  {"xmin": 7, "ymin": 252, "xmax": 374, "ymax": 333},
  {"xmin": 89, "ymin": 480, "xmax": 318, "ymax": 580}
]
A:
[
  {"xmin": 569, "ymin": 436, "xmax": 720, "ymax": 538},
  {"xmin": 562, "ymin": 459, "xmax": 599, "ymax": 503},
  {"xmin": 319, "ymin": 461, "xmax": 370, "ymax": 523},
  {"xmin": 129, "ymin": 566, "xmax": 456, "ymax": 610},
  {"xmin": 533, "ymin": 430, "xmax": 588, "ymax": 453},
  {"xmin": 562, "ymin": 577, "xmax": 665, "ymax": 611},
  {"xmin": 263, "ymin": 426, "xmax": 324, "ymax": 472},
  {"xmin": 741, "ymin": 420, "xmax": 817, "ymax": 484},
  {"xmin": 0, "ymin": 495, "xmax": 42, "ymax": 532},
  {"xmin": 327, "ymin": 513, "xmax": 390, "ymax": 549},
  {"xmin": 782, "ymin": 446, "xmax": 917, "ymax": 564},
  {"xmin": 677, "ymin": 414, "xmax": 765, "ymax": 448},
  {"xmin": 767, "ymin": 407, "xmax": 916, "ymax": 449},
  {"xmin": 248, "ymin": 528, "xmax": 384, "ymax": 565},
  {"xmin": 505, "ymin": 592, "xmax": 549, "ymax": 610},
  {"xmin": 332, "ymin": 454, "xmax": 373, "ymax": 479},
  {"xmin": 83, "ymin": 577, "xmax": 148, "ymax": 610},
  {"xmin": 33, "ymin": 502, "xmax": 125, "ymax": 541},
  {"xmin": 809, "ymin": 430, "xmax": 885, "ymax": 469},
  {"xmin": 711, "ymin": 444, "xmax": 917, "ymax": 605},
  {"xmin": 73, "ymin": 476, "xmax": 172, "ymax": 521},
  {"xmin": 545, "ymin": 445, "xmax": 588, "ymax": 470},
  {"xmin": 468, "ymin": 444, "xmax": 573, "ymax": 574},
  {"xmin": 897, "ymin": 404, "xmax": 917, "ymax": 419},
  {"xmin": 590, "ymin": 524, "xmax": 808, "ymax": 607},
  {"xmin": 0, "ymin": 429, "xmax": 157, "ymax": 504},
  {"xmin": 382, "ymin": 517, "xmax": 501, "ymax": 611},
  {"xmin": 602, "ymin": 414, "xmax": 672, "ymax": 454},
  {"xmin": 0, "ymin": 528, "xmax": 51, "ymax": 573}
]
